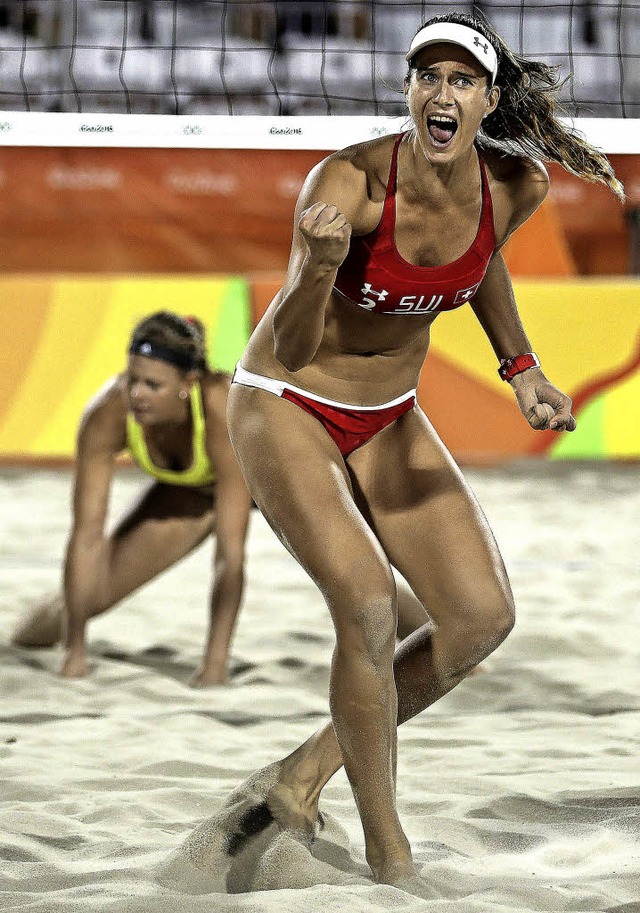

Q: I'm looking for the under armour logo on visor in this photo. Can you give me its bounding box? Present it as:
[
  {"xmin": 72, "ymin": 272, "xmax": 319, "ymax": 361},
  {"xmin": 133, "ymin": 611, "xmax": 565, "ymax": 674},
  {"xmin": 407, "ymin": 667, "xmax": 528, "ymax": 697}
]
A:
[
  {"xmin": 473, "ymin": 36, "xmax": 489, "ymax": 54},
  {"xmin": 140, "ymin": 342, "xmax": 152, "ymax": 354}
]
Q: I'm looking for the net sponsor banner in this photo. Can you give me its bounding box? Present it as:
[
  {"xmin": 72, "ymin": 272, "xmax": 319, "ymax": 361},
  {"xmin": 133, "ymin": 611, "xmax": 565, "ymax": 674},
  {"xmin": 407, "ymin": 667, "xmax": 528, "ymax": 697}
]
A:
[
  {"xmin": 0, "ymin": 115, "xmax": 405, "ymax": 150},
  {"xmin": 0, "ymin": 115, "xmax": 637, "ymax": 154},
  {"xmin": 0, "ymin": 276, "xmax": 251, "ymax": 459}
]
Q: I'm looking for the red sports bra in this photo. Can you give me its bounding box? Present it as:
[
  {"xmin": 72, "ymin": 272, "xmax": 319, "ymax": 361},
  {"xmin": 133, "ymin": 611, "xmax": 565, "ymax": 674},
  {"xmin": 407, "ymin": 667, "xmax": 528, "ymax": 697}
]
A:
[{"xmin": 333, "ymin": 133, "xmax": 496, "ymax": 316}]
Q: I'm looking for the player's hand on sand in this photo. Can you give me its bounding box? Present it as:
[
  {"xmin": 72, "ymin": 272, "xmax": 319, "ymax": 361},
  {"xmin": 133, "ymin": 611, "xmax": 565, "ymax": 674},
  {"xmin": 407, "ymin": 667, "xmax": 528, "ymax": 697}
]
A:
[
  {"xmin": 298, "ymin": 202, "xmax": 351, "ymax": 270},
  {"xmin": 511, "ymin": 370, "xmax": 576, "ymax": 432}
]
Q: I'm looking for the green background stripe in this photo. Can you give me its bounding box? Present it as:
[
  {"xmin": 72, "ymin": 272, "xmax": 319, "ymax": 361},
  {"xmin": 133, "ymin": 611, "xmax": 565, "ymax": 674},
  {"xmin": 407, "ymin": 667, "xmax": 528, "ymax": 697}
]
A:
[
  {"xmin": 551, "ymin": 396, "xmax": 604, "ymax": 459},
  {"xmin": 209, "ymin": 278, "xmax": 251, "ymax": 372}
]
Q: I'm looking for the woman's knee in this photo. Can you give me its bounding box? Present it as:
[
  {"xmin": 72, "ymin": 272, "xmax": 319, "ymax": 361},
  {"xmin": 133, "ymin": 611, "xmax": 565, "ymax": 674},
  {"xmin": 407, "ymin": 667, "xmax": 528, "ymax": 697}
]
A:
[
  {"xmin": 475, "ymin": 588, "xmax": 516, "ymax": 645},
  {"xmin": 496, "ymin": 596, "xmax": 516, "ymax": 641},
  {"xmin": 471, "ymin": 591, "xmax": 515, "ymax": 647},
  {"xmin": 437, "ymin": 590, "xmax": 515, "ymax": 673},
  {"xmin": 328, "ymin": 577, "xmax": 398, "ymax": 668}
]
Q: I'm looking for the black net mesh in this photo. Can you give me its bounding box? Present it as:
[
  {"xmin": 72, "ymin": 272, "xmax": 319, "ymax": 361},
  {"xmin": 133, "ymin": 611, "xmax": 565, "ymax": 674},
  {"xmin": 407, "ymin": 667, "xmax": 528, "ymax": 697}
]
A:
[{"xmin": 0, "ymin": 0, "xmax": 638, "ymax": 117}]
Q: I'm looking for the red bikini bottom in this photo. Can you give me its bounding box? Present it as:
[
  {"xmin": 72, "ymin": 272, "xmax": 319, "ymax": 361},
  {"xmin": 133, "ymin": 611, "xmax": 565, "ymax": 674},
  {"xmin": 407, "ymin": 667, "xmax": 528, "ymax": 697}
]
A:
[
  {"xmin": 232, "ymin": 364, "xmax": 417, "ymax": 457},
  {"xmin": 281, "ymin": 387, "xmax": 415, "ymax": 456}
]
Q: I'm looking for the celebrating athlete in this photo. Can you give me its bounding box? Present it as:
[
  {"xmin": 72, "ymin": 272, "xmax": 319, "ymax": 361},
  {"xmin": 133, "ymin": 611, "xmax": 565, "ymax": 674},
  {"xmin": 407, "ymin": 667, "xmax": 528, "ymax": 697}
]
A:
[{"xmin": 221, "ymin": 12, "xmax": 622, "ymax": 896}]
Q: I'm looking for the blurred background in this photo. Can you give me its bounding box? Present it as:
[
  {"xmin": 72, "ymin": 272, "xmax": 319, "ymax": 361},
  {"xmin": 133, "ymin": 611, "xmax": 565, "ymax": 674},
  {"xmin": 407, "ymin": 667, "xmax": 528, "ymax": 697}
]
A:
[
  {"xmin": 1, "ymin": 0, "xmax": 638, "ymax": 116},
  {"xmin": 0, "ymin": 0, "xmax": 638, "ymax": 464}
]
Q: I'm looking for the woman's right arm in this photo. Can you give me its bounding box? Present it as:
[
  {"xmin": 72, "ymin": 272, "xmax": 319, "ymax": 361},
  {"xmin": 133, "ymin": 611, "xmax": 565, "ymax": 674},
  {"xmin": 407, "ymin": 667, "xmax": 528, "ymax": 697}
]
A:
[
  {"xmin": 272, "ymin": 155, "xmax": 367, "ymax": 372},
  {"xmin": 62, "ymin": 387, "xmax": 124, "ymax": 675}
]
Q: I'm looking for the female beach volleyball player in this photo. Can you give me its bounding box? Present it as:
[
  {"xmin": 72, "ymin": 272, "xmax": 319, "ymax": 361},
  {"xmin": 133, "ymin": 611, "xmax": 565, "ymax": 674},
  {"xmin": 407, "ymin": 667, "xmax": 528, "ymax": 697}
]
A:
[
  {"xmin": 221, "ymin": 11, "xmax": 623, "ymax": 896},
  {"xmin": 12, "ymin": 311, "xmax": 252, "ymax": 686}
]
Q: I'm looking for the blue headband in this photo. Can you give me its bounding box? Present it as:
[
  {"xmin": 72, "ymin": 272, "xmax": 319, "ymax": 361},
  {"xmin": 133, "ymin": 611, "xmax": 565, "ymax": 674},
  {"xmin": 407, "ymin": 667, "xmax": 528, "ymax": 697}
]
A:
[{"xmin": 129, "ymin": 339, "xmax": 195, "ymax": 371}]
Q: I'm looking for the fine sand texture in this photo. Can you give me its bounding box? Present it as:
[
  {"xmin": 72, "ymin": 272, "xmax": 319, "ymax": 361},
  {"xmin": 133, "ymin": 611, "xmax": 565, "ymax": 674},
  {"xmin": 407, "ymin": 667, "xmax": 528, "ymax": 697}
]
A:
[{"xmin": 1, "ymin": 464, "xmax": 639, "ymax": 912}]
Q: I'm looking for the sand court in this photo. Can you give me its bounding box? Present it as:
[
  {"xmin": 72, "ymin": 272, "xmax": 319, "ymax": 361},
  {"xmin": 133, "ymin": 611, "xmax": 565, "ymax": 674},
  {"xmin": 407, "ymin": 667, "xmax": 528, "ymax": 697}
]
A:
[{"xmin": 1, "ymin": 464, "xmax": 639, "ymax": 911}]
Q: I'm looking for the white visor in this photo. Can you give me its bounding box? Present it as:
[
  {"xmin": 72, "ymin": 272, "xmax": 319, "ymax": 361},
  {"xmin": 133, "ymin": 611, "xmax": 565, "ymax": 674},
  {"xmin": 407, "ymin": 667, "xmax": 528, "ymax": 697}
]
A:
[{"xmin": 406, "ymin": 23, "xmax": 498, "ymax": 84}]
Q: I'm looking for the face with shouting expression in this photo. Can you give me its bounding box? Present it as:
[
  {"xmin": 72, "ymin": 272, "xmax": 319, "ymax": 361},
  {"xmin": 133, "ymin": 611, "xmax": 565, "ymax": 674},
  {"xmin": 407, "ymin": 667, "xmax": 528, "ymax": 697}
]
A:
[{"xmin": 404, "ymin": 43, "xmax": 500, "ymax": 164}]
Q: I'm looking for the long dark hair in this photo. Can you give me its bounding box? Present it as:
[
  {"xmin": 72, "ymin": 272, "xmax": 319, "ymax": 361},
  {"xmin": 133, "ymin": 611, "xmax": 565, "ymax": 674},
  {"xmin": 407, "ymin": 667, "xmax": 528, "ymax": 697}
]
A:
[
  {"xmin": 130, "ymin": 311, "xmax": 207, "ymax": 372},
  {"xmin": 408, "ymin": 12, "xmax": 624, "ymax": 200}
]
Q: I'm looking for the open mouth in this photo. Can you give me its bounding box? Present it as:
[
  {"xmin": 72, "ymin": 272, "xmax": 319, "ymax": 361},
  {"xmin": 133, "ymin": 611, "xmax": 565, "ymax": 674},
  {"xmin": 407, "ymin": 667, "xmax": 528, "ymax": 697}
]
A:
[{"xmin": 427, "ymin": 115, "xmax": 458, "ymax": 148}]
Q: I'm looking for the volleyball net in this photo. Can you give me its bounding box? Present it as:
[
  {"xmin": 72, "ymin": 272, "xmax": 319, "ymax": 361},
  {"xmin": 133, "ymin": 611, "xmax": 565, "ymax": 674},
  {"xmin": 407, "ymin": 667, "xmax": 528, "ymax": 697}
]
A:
[{"xmin": 0, "ymin": 1, "xmax": 638, "ymax": 120}]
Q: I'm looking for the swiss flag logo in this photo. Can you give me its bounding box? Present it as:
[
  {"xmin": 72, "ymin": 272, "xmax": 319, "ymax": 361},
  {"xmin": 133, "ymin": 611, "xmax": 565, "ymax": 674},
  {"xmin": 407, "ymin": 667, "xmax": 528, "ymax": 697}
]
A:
[{"xmin": 453, "ymin": 282, "xmax": 481, "ymax": 304}]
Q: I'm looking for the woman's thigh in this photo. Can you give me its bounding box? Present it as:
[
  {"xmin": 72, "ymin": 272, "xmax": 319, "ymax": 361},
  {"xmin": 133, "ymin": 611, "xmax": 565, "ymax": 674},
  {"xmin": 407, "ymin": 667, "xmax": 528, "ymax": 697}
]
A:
[
  {"xmin": 345, "ymin": 406, "xmax": 514, "ymax": 629},
  {"xmin": 227, "ymin": 383, "xmax": 396, "ymax": 637},
  {"xmin": 102, "ymin": 481, "xmax": 215, "ymax": 607}
]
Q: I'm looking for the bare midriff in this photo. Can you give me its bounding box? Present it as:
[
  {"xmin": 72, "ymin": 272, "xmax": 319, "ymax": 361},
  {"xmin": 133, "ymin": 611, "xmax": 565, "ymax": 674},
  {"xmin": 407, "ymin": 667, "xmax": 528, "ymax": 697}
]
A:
[{"xmin": 240, "ymin": 289, "xmax": 436, "ymax": 406}]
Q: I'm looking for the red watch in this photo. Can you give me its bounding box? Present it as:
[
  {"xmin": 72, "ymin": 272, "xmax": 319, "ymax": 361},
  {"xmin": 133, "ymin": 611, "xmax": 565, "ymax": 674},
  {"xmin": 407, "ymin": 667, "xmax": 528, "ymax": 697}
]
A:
[{"xmin": 498, "ymin": 352, "xmax": 540, "ymax": 382}]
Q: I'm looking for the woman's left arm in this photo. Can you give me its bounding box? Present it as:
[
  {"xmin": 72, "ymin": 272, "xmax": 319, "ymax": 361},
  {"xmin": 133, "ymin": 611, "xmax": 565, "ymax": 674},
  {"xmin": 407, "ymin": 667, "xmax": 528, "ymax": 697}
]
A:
[
  {"xmin": 195, "ymin": 377, "xmax": 253, "ymax": 686},
  {"xmin": 471, "ymin": 159, "xmax": 576, "ymax": 433},
  {"xmin": 471, "ymin": 251, "xmax": 575, "ymax": 432}
]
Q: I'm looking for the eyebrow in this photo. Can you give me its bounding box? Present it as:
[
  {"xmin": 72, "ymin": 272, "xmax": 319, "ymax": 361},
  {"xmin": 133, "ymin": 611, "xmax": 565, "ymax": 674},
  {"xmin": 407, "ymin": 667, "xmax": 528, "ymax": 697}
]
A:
[{"xmin": 416, "ymin": 65, "xmax": 480, "ymax": 80}]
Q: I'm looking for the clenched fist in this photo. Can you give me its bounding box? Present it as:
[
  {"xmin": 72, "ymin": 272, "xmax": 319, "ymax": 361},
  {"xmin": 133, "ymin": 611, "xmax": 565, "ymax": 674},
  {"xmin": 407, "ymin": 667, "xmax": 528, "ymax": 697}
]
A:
[
  {"xmin": 298, "ymin": 201, "xmax": 352, "ymax": 270},
  {"xmin": 511, "ymin": 370, "xmax": 576, "ymax": 432}
]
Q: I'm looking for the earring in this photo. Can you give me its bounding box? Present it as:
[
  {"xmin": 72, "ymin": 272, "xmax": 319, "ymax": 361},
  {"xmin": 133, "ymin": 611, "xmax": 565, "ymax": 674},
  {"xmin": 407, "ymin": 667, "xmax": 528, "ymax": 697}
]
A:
[{"xmin": 179, "ymin": 390, "xmax": 188, "ymax": 399}]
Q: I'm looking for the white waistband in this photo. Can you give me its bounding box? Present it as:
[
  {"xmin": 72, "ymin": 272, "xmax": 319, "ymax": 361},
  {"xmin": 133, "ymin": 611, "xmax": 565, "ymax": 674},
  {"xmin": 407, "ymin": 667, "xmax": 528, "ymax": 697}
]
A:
[{"xmin": 232, "ymin": 364, "xmax": 416, "ymax": 411}]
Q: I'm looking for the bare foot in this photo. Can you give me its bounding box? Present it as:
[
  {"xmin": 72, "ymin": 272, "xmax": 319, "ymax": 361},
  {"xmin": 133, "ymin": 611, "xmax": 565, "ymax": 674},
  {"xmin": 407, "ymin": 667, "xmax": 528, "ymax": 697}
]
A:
[
  {"xmin": 262, "ymin": 764, "xmax": 320, "ymax": 842},
  {"xmin": 11, "ymin": 598, "xmax": 64, "ymax": 647},
  {"xmin": 59, "ymin": 650, "xmax": 89, "ymax": 679},
  {"xmin": 179, "ymin": 760, "xmax": 321, "ymax": 874},
  {"xmin": 188, "ymin": 666, "xmax": 228, "ymax": 688},
  {"xmin": 384, "ymin": 872, "xmax": 439, "ymax": 900},
  {"xmin": 370, "ymin": 857, "xmax": 438, "ymax": 899},
  {"xmin": 156, "ymin": 772, "xmax": 354, "ymax": 895},
  {"xmin": 227, "ymin": 760, "xmax": 321, "ymax": 845}
]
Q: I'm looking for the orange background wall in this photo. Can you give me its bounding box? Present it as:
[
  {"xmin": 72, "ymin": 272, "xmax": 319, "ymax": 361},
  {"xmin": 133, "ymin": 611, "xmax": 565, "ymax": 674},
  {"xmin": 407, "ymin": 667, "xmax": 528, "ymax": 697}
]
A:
[{"xmin": 0, "ymin": 147, "xmax": 637, "ymax": 276}]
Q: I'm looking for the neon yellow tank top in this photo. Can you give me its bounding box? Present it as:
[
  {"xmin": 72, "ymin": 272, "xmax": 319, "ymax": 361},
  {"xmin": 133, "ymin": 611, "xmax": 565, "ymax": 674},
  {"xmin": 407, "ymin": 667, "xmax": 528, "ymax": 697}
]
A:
[{"xmin": 126, "ymin": 382, "xmax": 216, "ymax": 487}]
